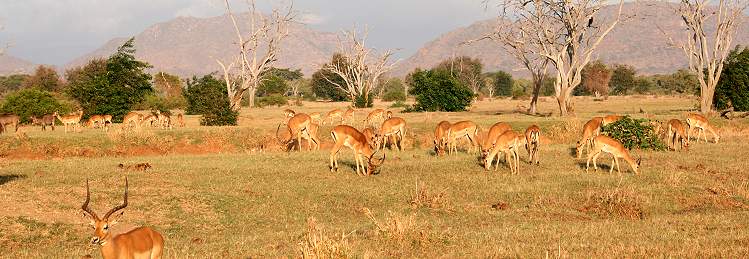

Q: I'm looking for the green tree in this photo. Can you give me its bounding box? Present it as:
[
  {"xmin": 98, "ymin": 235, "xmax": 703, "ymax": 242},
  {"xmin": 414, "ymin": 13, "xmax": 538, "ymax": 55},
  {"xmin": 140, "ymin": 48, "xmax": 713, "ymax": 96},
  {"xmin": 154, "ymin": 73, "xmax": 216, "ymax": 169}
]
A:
[
  {"xmin": 22, "ymin": 65, "xmax": 62, "ymax": 92},
  {"xmin": 409, "ymin": 69, "xmax": 473, "ymax": 112},
  {"xmin": 634, "ymin": 77, "xmax": 655, "ymax": 94},
  {"xmin": 311, "ymin": 54, "xmax": 348, "ymax": 101},
  {"xmin": 381, "ymin": 78, "xmax": 406, "ymax": 102},
  {"xmin": 610, "ymin": 64, "xmax": 637, "ymax": 95},
  {"xmin": 257, "ymin": 68, "xmax": 303, "ymax": 97},
  {"xmin": 183, "ymin": 74, "xmax": 237, "ymax": 126},
  {"xmin": 153, "ymin": 72, "xmax": 183, "ymax": 98},
  {"xmin": 0, "ymin": 74, "xmax": 30, "ymax": 96},
  {"xmin": 715, "ymin": 46, "xmax": 749, "ymax": 111},
  {"xmin": 0, "ymin": 89, "xmax": 72, "ymax": 123},
  {"xmin": 487, "ymin": 71, "xmax": 514, "ymax": 97},
  {"xmin": 654, "ymin": 69, "xmax": 699, "ymax": 95},
  {"xmin": 65, "ymin": 38, "xmax": 153, "ymax": 121},
  {"xmin": 434, "ymin": 56, "xmax": 485, "ymax": 95}
]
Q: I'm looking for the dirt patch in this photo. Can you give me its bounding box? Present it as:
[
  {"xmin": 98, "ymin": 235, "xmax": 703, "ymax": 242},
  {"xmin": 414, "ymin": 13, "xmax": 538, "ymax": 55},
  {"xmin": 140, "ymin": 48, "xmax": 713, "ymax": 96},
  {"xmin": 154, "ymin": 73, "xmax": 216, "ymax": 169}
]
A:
[{"xmin": 578, "ymin": 187, "xmax": 647, "ymax": 220}]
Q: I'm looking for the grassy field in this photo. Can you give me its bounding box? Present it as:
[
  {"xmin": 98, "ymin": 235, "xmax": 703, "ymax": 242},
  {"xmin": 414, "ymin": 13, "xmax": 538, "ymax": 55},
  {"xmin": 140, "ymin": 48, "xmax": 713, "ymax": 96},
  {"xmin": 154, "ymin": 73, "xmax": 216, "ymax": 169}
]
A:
[{"xmin": 1, "ymin": 96, "xmax": 748, "ymax": 258}]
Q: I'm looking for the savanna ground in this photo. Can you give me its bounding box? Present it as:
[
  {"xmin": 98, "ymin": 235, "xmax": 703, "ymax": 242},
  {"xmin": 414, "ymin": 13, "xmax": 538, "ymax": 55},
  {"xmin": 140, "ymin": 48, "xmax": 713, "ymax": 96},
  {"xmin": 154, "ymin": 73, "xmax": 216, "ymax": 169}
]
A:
[{"xmin": 0, "ymin": 96, "xmax": 748, "ymax": 258}]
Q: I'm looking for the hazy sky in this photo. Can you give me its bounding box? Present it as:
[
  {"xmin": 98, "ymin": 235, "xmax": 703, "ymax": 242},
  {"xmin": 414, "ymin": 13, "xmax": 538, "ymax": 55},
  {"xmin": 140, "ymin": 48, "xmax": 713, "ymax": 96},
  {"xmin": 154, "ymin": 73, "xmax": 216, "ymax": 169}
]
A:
[{"xmin": 0, "ymin": 0, "xmax": 497, "ymax": 65}]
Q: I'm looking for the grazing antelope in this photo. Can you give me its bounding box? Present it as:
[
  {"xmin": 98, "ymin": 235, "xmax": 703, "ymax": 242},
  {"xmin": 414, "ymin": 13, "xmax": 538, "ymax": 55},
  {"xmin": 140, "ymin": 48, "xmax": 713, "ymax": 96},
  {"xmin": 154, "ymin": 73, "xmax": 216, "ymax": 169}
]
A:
[
  {"xmin": 176, "ymin": 113, "xmax": 185, "ymax": 127},
  {"xmin": 0, "ymin": 114, "xmax": 20, "ymax": 133},
  {"xmin": 667, "ymin": 119, "xmax": 689, "ymax": 151},
  {"xmin": 277, "ymin": 121, "xmax": 320, "ymax": 151},
  {"xmin": 576, "ymin": 117, "xmax": 603, "ymax": 158},
  {"xmin": 325, "ymin": 109, "xmax": 345, "ymax": 125},
  {"xmin": 524, "ymin": 125, "xmax": 541, "ymax": 165},
  {"xmin": 56, "ymin": 110, "xmax": 84, "ymax": 133},
  {"xmin": 30, "ymin": 113, "xmax": 56, "ymax": 131},
  {"xmin": 365, "ymin": 109, "xmax": 385, "ymax": 128},
  {"xmin": 282, "ymin": 109, "xmax": 296, "ymax": 119},
  {"xmin": 362, "ymin": 127, "xmax": 378, "ymax": 146},
  {"xmin": 385, "ymin": 110, "xmax": 393, "ymax": 119},
  {"xmin": 141, "ymin": 115, "xmax": 158, "ymax": 127},
  {"xmin": 86, "ymin": 115, "xmax": 107, "ymax": 129},
  {"xmin": 122, "ymin": 112, "xmax": 142, "ymax": 129},
  {"xmin": 103, "ymin": 115, "xmax": 113, "ymax": 128},
  {"xmin": 433, "ymin": 121, "xmax": 452, "ymax": 156},
  {"xmin": 484, "ymin": 130, "xmax": 524, "ymax": 174},
  {"xmin": 81, "ymin": 178, "xmax": 164, "ymax": 259},
  {"xmin": 686, "ymin": 113, "xmax": 719, "ymax": 143},
  {"xmin": 446, "ymin": 121, "xmax": 479, "ymax": 155},
  {"xmin": 309, "ymin": 112, "xmax": 323, "ymax": 124},
  {"xmin": 329, "ymin": 125, "xmax": 386, "ymax": 176},
  {"xmin": 586, "ymin": 135, "xmax": 641, "ymax": 174},
  {"xmin": 378, "ymin": 117, "xmax": 407, "ymax": 151},
  {"xmin": 344, "ymin": 108, "xmax": 355, "ymax": 124},
  {"xmin": 602, "ymin": 115, "xmax": 623, "ymax": 126},
  {"xmin": 286, "ymin": 113, "xmax": 314, "ymax": 151},
  {"xmin": 480, "ymin": 122, "xmax": 512, "ymax": 160}
]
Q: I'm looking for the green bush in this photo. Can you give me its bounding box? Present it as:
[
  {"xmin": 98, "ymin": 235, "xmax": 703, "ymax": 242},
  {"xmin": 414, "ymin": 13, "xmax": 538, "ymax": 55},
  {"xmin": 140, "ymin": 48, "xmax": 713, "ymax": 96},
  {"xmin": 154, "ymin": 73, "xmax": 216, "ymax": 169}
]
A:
[
  {"xmin": 408, "ymin": 69, "xmax": 474, "ymax": 112},
  {"xmin": 354, "ymin": 92, "xmax": 374, "ymax": 108},
  {"xmin": 601, "ymin": 117, "xmax": 666, "ymax": 151},
  {"xmin": 389, "ymin": 100, "xmax": 409, "ymax": 108},
  {"xmin": 715, "ymin": 46, "xmax": 749, "ymax": 111},
  {"xmin": 0, "ymin": 89, "xmax": 73, "ymax": 123},
  {"xmin": 255, "ymin": 94, "xmax": 288, "ymax": 108},
  {"xmin": 183, "ymin": 74, "xmax": 237, "ymax": 126},
  {"xmin": 381, "ymin": 78, "xmax": 407, "ymax": 102}
]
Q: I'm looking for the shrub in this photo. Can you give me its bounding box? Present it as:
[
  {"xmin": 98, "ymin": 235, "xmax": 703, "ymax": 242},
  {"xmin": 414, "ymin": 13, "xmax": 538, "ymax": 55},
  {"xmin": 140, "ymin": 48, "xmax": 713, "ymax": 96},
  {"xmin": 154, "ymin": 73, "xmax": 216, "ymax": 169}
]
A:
[
  {"xmin": 201, "ymin": 105, "xmax": 238, "ymax": 126},
  {"xmin": 715, "ymin": 46, "xmax": 749, "ymax": 111},
  {"xmin": 381, "ymin": 78, "xmax": 406, "ymax": 102},
  {"xmin": 354, "ymin": 92, "xmax": 373, "ymax": 108},
  {"xmin": 183, "ymin": 74, "xmax": 237, "ymax": 126},
  {"xmin": 601, "ymin": 116, "xmax": 666, "ymax": 151},
  {"xmin": 408, "ymin": 69, "xmax": 473, "ymax": 112},
  {"xmin": 255, "ymin": 94, "xmax": 288, "ymax": 107},
  {"xmin": 133, "ymin": 94, "xmax": 186, "ymax": 112},
  {"xmin": 0, "ymin": 89, "xmax": 73, "ymax": 123},
  {"xmin": 488, "ymin": 71, "xmax": 514, "ymax": 97},
  {"xmin": 389, "ymin": 100, "xmax": 409, "ymax": 108}
]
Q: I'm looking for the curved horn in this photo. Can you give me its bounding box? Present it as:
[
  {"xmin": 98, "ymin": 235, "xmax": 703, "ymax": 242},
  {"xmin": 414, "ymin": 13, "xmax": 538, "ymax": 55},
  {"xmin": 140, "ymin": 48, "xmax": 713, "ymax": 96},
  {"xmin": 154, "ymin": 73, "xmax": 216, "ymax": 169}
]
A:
[
  {"xmin": 81, "ymin": 179, "xmax": 99, "ymax": 220},
  {"xmin": 275, "ymin": 123, "xmax": 290, "ymax": 146},
  {"xmin": 378, "ymin": 152, "xmax": 386, "ymax": 165},
  {"xmin": 103, "ymin": 178, "xmax": 128, "ymax": 220}
]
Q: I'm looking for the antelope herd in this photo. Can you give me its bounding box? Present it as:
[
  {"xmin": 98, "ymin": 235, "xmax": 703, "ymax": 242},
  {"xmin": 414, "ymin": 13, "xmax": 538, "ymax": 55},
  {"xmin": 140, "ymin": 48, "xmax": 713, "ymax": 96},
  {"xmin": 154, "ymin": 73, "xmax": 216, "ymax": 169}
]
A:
[{"xmin": 0, "ymin": 110, "xmax": 186, "ymax": 134}]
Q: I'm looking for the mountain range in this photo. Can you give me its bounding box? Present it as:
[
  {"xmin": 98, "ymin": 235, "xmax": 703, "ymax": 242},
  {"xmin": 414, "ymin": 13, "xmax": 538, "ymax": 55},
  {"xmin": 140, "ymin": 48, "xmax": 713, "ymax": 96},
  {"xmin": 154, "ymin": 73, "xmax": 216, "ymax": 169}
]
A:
[{"xmin": 2, "ymin": 2, "xmax": 748, "ymax": 78}]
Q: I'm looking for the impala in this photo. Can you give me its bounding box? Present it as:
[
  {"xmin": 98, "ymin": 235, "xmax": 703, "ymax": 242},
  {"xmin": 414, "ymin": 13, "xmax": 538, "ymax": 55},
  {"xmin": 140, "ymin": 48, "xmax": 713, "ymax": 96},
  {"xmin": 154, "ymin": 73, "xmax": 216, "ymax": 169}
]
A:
[
  {"xmin": 433, "ymin": 121, "xmax": 452, "ymax": 156},
  {"xmin": 176, "ymin": 113, "xmax": 185, "ymax": 127},
  {"xmin": 446, "ymin": 121, "xmax": 479, "ymax": 154},
  {"xmin": 686, "ymin": 113, "xmax": 719, "ymax": 143},
  {"xmin": 484, "ymin": 130, "xmax": 523, "ymax": 174},
  {"xmin": 378, "ymin": 117, "xmax": 407, "ymax": 151},
  {"xmin": 283, "ymin": 109, "xmax": 296, "ymax": 119},
  {"xmin": 286, "ymin": 113, "xmax": 314, "ymax": 151},
  {"xmin": 30, "ymin": 113, "xmax": 56, "ymax": 131},
  {"xmin": 602, "ymin": 115, "xmax": 623, "ymax": 126},
  {"xmin": 123, "ymin": 112, "xmax": 143, "ymax": 129},
  {"xmin": 365, "ymin": 109, "xmax": 385, "ymax": 127},
  {"xmin": 329, "ymin": 125, "xmax": 386, "ymax": 176},
  {"xmin": 86, "ymin": 115, "xmax": 106, "ymax": 129},
  {"xmin": 524, "ymin": 125, "xmax": 541, "ymax": 165},
  {"xmin": 667, "ymin": 119, "xmax": 689, "ymax": 151},
  {"xmin": 344, "ymin": 108, "xmax": 356, "ymax": 124},
  {"xmin": 325, "ymin": 109, "xmax": 345, "ymax": 125},
  {"xmin": 480, "ymin": 122, "xmax": 512, "ymax": 160},
  {"xmin": 385, "ymin": 110, "xmax": 393, "ymax": 119},
  {"xmin": 576, "ymin": 117, "xmax": 603, "ymax": 158},
  {"xmin": 362, "ymin": 127, "xmax": 378, "ymax": 146},
  {"xmin": 103, "ymin": 115, "xmax": 113, "ymax": 128},
  {"xmin": 0, "ymin": 114, "xmax": 21, "ymax": 133},
  {"xmin": 141, "ymin": 114, "xmax": 158, "ymax": 127},
  {"xmin": 277, "ymin": 121, "xmax": 320, "ymax": 151},
  {"xmin": 81, "ymin": 178, "xmax": 164, "ymax": 259},
  {"xmin": 586, "ymin": 135, "xmax": 641, "ymax": 174},
  {"xmin": 56, "ymin": 110, "xmax": 84, "ymax": 133},
  {"xmin": 309, "ymin": 112, "xmax": 323, "ymax": 124}
]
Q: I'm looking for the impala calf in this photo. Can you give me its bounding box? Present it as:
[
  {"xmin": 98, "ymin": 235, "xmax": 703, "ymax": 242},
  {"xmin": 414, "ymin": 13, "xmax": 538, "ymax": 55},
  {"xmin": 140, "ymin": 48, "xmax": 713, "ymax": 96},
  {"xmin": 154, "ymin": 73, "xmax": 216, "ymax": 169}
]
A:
[
  {"xmin": 378, "ymin": 117, "xmax": 407, "ymax": 151},
  {"xmin": 309, "ymin": 112, "xmax": 323, "ymax": 124},
  {"xmin": 667, "ymin": 119, "xmax": 689, "ymax": 151},
  {"xmin": 123, "ymin": 112, "xmax": 143, "ymax": 130},
  {"xmin": 524, "ymin": 125, "xmax": 541, "ymax": 165},
  {"xmin": 81, "ymin": 178, "xmax": 164, "ymax": 259},
  {"xmin": 329, "ymin": 125, "xmax": 385, "ymax": 176},
  {"xmin": 685, "ymin": 113, "xmax": 719, "ymax": 143},
  {"xmin": 446, "ymin": 121, "xmax": 479, "ymax": 155},
  {"xmin": 433, "ymin": 121, "xmax": 452, "ymax": 156},
  {"xmin": 576, "ymin": 117, "xmax": 603, "ymax": 158},
  {"xmin": 325, "ymin": 109, "xmax": 345, "ymax": 125},
  {"xmin": 480, "ymin": 122, "xmax": 512, "ymax": 160},
  {"xmin": 484, "ymin": 130, "xmax": 523, "ymax": 174},
  {"xmin": 586, "ymin": 135, "xmax": 641, "ymax": 174},
  {"xmin": 365, "ymin": 109, "xmax": 385, "ymax": 128},
  {"xmin": 0, "ymin": 114, "xmax": 20, "ymax": 133},
  {"xmin": 87, "ymin": 115, "xmax": 106, "ymax": 129},
  {"xmin": 56, "ymin": 110, "xmax": 84, "ymax": 133},
  {"xmin": 277, "ymin": 121, "xmax": 320, "ymax": 151},
  {"xmin": 286, "ymin": 113, "xmax": 314, "ymax": 151}
]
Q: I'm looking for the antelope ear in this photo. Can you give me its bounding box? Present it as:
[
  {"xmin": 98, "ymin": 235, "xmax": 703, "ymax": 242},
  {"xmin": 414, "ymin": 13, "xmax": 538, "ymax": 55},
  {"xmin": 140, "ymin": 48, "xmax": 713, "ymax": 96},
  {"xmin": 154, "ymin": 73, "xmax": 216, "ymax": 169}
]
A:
[{"xmin": 82, "ymin": 213, "xmax": 96, "ymax": 226}]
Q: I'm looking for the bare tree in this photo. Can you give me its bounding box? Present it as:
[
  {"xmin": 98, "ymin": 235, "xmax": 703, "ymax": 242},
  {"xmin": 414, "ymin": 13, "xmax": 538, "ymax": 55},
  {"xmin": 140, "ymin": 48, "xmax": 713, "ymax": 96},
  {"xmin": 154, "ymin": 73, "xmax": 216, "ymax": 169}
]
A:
[
  {"xmin": 216, "ymin": 0, "xmax": 295, "ymax": 111},
  {"xmin": 323, "ymin": 27, "xmax": 397, "ymax": 107},
  {"xmin": 288, "ymin": 78, "xmax": 307, "ymax": 98},
  {"xmin": 661, "ymin": 0, "xmax": 748, "ymax": 113},
  {"xmin": 484, "ymin": 0, "xmax": 624, "ymax": 116}
]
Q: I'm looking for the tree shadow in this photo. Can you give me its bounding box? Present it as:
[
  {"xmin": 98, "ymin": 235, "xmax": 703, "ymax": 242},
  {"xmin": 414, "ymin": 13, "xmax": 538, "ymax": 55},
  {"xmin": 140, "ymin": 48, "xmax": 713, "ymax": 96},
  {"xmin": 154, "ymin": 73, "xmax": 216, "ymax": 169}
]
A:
[{"xmin": 0, "ymin": 174, "xmax": 26, "ymax": 186}]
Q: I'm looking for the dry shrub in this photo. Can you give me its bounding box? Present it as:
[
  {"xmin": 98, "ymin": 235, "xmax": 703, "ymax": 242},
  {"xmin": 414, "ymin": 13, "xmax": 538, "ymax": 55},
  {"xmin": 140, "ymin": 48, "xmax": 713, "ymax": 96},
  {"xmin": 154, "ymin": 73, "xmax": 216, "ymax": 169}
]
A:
[
  {"xmin": 298, "ymin": 217, "xmax": 352, "ymax": 258},
  {"xmin": 579, "ymin": 186, "xmax": 646, "ymax": 220},
  {"xmin": 363, "ymin": 208, "xmax": 432, "ymax": 247},
  {"xmin": 680, "ymin": 182, "xmax": 749, "ymax": 212},
  {"xmin": 409, "ymin": 181, "xmax": 452, "ymax": 211},
  {"xmin": 717, "ymin": 119, "xmax": 749, "ymax": 138},
  {"xmin": 545, "ymin": 118, "xmax": 582, "ymax": 144}
]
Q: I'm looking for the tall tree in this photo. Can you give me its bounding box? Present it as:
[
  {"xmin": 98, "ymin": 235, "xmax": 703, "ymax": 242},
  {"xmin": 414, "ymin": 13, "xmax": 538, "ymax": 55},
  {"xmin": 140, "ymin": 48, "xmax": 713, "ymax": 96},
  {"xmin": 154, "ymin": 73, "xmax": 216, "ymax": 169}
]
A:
[
  {"xmin": 153, "ymin": 72, "xmax": 183, "ymax": 98},
  {"xmin": 609, "ymin": 64, "xmax": 637, "ymax": 95},
  {"xmin": 22, "ymin": 65, "xmax": 62, "ymax": 92},
  {"xmin": 581, "ymin": 60, "xmax": 612, "ymax": 97},
  {"xmin": 311, "ymin": 54, "xmax": 349, "ymax": 101},
  {"xmin": 714, "ymin": 46, "xmax": 749, "ymax": 111},
  {"xmin": 434, "ymin": 56, "xmax": 485, "ymax": 96},
  {"xmin": 216, "ymin": 0, "xmax": 295, "ymax": 110},
  {"xmin": 486, "ymin": 0, "xmax": 624, "ymax": 116},
  {"xmin": 323, "ymin": 27, "xmax": 397, "ymax": 108},
  {"xmin": 662, "ymin": 0, "xmax": 749, "ymax": 113}
]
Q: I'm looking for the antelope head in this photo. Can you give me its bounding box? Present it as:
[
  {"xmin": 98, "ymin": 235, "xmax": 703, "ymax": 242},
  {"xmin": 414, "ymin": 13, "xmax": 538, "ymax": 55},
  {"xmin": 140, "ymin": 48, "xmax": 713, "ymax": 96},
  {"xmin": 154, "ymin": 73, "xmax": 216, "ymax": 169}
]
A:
[
  {"xmin": 81, "ymin": 178, "xmax": 128, "ymax": 246},
  {"xmin": 367, "ymin": 150, "xmax": 386, "ymax": 174}
]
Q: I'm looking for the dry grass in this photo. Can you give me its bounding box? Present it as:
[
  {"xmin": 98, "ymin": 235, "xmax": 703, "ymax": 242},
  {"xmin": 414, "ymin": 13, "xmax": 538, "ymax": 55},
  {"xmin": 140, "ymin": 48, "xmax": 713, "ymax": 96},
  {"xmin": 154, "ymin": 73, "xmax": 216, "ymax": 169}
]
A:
[
  {"xmin": 298, "ymin": 217, "xmax": 352, "ymax": 259},
  {"xmin": 579, "ymin": 185, "xmax": 647, "ymax": 220},
  {"xmin": 408, "ymin": 181, "xmax": 452, "ymax": 211}
]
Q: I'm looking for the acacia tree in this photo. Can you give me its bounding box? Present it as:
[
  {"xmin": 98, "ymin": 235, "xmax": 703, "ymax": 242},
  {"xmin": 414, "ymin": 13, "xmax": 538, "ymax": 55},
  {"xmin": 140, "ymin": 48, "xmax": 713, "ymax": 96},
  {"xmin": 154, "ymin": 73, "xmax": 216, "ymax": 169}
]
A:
[
  {"xmin": 323, "ymin": 27, "xmax": 397, "ymax": 108},
  {"xmin": 661, "ymin": 0, "xmax": 749, "ymax": 113},
  {"xmin": 216, "ymin": 0, "xmax": 295, "ymax": 110},
  {"xmin": 485, "ymin": 0, "xmax": 624, "ymax": 116}
]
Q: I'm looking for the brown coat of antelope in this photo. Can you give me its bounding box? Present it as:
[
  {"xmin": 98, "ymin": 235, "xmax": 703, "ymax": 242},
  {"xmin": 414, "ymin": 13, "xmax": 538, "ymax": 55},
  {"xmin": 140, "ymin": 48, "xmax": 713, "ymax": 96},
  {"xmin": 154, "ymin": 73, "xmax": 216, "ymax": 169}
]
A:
[
  {"xmin": 667, "ymin": 119, "xmax": 689, "ymax": 151},
  {"xmin": 0, "ymin": 114, "xmax": 20, "ymax": 133},
  {"xmin": 283, "ymin": 109, "xmax": 296, "ymax": 120},
  {"xmin": 277, "ymin": 121, "xmax": 321, "ymax": 151},
  {"xmin": 344, "ymin": 108, "xmax": 355, "ymax": 124},
  {"xmin": 325, "ymin": 109, "xmax": 345, "ymax": 125},
  {"xmin": 576, "ymin": 117, "xmax": 603, "ymax": 158},
  {"xmin": 285, "ymin": 113, "xmax": 314, "ymax": 151},
  {"xmin": 685, "ymin": 113, "xmax": 719, "ymax": 143},
  {"xmin": 309, "ymin": 112, "xmax": 322, "ymax": 124},
  {"xmin": 122, "ymin": 112, "xmax": 143, "ymax": 129},
  {"xmin": 329, "ymin": 125, "xmax": 386, "ymax": 176},
  {"xmin": 378, "ymin": 117, "xmax": 407, "ymax": 151},
  {"xmin": 86, "ymin": 115, "xmax": 106, "ymax": 129},
  {"xmin": 586, "ymin": 135, "xmax": 641, "ymax": 174},
  {"xmin": 480, "ymin": 122, "xmax": 512, "ymax": 160},
  {"xmin": 362, "ymin": 127, "xmax": 378, "ymax": 146},
  {"xmin": 56, "ymin": 110, "xmax": 84, "ymax": 133},
  {"xmin": 365, "ymin": 109, "xmax": 385, "ymax": 128},
  {"xmin": 433, "ymin": 121, "xmax": 452, "ymax": 156},
  {"xmin": 446, "ymin": 121, "xmax": 479, "ymax": 154},
  {"xmin": 602, "ymin": 115, "xmax": 623, "ymax": 126},
  {"xmin": 524, "ymin": 125, "xmax": 541, "ymax": 165},
  {"xmin": 484, "ymin": 130, "xmax": 524, "ymax": 174},
  {"xmin": 30, "ymin": 113, "xmax": 56, "ymax": 131},
  {"xmin": 81, "ymin": 178, "xmax": 164, "ymax": 259}
]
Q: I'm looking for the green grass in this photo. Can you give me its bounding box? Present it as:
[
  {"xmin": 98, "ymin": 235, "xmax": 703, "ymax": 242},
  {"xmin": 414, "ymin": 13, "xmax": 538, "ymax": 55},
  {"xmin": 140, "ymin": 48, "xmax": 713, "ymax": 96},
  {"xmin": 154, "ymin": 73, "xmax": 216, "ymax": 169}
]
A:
[{"xmin": 0, "ymin": 96, "xmax": 747, "ymax": 257}]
